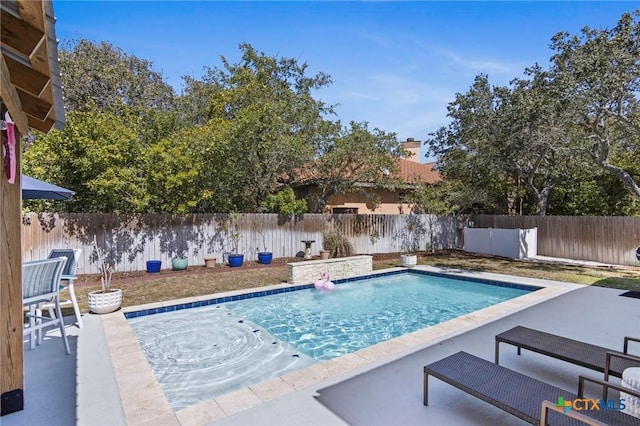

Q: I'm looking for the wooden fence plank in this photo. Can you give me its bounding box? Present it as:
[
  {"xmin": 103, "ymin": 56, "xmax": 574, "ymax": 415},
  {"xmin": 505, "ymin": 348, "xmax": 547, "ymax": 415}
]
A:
[
  {"xmin": 471, "ymin": 215, "xmax": 639, "ymax": 266},
  {"xmin": 21, "ymin": 213, "xmax": 639, "ymax": 273},
  {"xmin": 21, "ymin": 213, "xmax": 462, "ymax": 273}
]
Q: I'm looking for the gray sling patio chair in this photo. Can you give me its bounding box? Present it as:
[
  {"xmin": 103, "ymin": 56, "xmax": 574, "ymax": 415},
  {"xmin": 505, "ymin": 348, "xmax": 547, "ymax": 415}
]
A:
[
  {"xmin": 495, "ymin": 326, "xmax": 640, "ymax": 383},
  {"xmin": 423, "ymin": 351, "xmax": 640, "ymax": 426},
  {"xmin": 43, "ymin": 248, "xmax": 83, "ymax": 328},
  {"xmin": 22, "ymin": 257, "xmax": 70, "ymax": 354}
]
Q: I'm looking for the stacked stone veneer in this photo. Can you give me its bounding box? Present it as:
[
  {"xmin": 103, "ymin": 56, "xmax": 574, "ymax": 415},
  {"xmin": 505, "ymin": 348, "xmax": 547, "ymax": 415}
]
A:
[{"xmin": 287, "ymin": 255, "xmax": 373, "ymax": 285}]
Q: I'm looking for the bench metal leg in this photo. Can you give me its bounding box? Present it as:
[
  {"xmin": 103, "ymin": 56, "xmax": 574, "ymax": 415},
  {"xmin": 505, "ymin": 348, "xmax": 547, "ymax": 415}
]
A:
[
  {"xmin": 423, "ymin": 373, "xmax": 429, "ymax": 406},
  {"xmin": 495, "ymin": 340, "xmax": 521, "ymax": 364}
]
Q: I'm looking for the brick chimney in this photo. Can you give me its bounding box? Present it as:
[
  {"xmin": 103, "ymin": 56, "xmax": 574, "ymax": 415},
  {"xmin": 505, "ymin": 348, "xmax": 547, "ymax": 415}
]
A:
[{"xmin": 401, "ymin": 138, "xmax": 421, "ymax": 163}]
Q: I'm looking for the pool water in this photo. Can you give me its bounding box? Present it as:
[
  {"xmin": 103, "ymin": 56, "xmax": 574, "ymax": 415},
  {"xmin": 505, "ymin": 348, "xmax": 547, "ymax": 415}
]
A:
[
  {"xmin": 128, "ymin": 271, "xmax": 533, "ymax": 410},
  {"xmin": 226, "ymin": 273, "xmax": 529, "ymax": 360}
]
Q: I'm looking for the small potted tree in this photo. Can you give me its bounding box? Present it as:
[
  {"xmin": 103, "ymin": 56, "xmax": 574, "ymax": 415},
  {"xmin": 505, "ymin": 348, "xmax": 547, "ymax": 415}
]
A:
[
  {"xmin": 254, "ymin": 226, "xmax": 272, "ymax": 264},
  {"xmin": 398, "ymin": 214, "xmax": 425, "ymax": 268},
  {"xmin": 227, "ymin": 226, "xmax": 244, "ymax": 267},
  {"xmin": 88, "ymin": 236, "xmax": 122, "ymax": 314}
]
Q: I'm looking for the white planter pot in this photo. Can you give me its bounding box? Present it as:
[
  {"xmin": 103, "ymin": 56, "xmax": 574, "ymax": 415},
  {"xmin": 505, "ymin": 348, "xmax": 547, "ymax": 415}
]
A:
[
  {"xmin": 401, "ymin": 254, "xmax": 417, "ymax": 268},
  {"xmin": 88, "ymin": 289, "xmax": 122, "ymax": 314}
]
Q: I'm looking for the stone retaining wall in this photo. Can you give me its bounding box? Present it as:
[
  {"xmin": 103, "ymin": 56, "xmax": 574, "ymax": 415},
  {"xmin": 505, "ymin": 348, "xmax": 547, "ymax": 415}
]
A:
[{"xmin": 287, "ymin": 255, "xmax": 373, "ymax": 285}]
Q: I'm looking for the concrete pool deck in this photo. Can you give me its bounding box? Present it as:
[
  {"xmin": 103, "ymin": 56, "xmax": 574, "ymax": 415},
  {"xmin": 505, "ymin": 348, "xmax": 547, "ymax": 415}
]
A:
[{"xmin": 4, "ymin": 265, "xmax": 639, "ymax": 425}]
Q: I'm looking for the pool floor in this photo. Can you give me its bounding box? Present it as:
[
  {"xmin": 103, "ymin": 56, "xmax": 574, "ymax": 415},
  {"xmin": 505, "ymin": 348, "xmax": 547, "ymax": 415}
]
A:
[{"xmin": 129, "ymin": 305, "xmax": 316, "ymax": 410}]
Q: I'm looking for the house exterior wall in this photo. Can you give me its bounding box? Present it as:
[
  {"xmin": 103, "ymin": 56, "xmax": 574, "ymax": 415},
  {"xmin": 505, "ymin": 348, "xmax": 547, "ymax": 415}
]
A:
[
  {"xmin": 304, "ymin": 186, "xmax": 415, "ymax": 214},
  {"xmin": 327, "ymin": 188, "xmax": 415, "ymax": 214}
]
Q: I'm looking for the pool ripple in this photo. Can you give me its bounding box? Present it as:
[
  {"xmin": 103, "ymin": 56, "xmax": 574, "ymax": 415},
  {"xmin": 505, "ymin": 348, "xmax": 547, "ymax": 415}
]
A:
[
  {"xmin": 128, "ymin": 272, "xmax": 531, "ymax": 411},
  {"xmin": 129, "ymin": 305, "xmax": 316, "ymax": 411}
]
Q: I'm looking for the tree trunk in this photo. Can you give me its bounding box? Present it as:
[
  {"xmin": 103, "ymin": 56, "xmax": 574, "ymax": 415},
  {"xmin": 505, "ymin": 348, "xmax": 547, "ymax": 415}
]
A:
[
  {"xmin": 598, "ymin": 160, "xmax": 640, "ymax": 202},
  {"xmin": 590, "ymin": 135, "xmax": 640, "ymax": 202},
  {"xmin": 532, "ymin": 179, "xmax": 555, "ymax": 216}
]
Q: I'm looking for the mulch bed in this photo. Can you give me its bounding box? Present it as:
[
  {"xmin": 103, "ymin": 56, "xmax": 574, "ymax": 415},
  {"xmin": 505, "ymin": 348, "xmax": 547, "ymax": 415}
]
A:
[
  {"xmin": 74, "ymin": 257, "xmax": 298, "ymax": 286},
  {"xmin": 72, "ymin": 251, "xmax": 483, "ymax": 287}
]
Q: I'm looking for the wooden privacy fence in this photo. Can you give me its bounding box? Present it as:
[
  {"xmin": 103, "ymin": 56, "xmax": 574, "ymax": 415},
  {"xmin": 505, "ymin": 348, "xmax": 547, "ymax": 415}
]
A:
[
  {"xmin": 471, "ymin": 215, "xmax": 640, "ymax": 266},
  {"xmin": 21, "ymin": 213, "xmax": 462, "ymax": 274}
]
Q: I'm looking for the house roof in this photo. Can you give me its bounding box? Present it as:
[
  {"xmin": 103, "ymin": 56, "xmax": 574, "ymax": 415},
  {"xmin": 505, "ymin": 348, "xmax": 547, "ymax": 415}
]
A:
[
  {"xmin": 395, "ymin": 158, "xmax": 441, "ymax": 185},
  {"xmin": 1, "ymin": 0, "xmax": 66, "ymax": 135},
  {"xmin": 292, "ymin": 158, "xmax": 441, "ymax": 187}
]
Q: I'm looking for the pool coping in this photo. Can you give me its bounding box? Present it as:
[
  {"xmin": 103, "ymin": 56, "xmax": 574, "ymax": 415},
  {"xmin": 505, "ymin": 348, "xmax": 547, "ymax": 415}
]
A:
[{"xmin": 98, "ymin": 265, "xmax": 582, "ymax": 426}]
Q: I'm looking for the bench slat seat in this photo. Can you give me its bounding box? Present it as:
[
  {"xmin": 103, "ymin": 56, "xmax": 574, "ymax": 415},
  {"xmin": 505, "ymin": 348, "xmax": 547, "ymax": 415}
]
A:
[
  {"xmin": 423, "ymin": 351, "xmax": 640, "ymax": 426},
  {"xmin": 495, "ymin": 326, "xmax": 640, "ymax": 378}
]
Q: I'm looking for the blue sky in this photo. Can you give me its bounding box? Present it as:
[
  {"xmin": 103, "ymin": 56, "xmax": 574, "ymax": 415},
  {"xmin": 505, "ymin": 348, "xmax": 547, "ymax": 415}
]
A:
[{"xmin": 53, "ymin": 1, "xmax": 635, "ymax": 162}]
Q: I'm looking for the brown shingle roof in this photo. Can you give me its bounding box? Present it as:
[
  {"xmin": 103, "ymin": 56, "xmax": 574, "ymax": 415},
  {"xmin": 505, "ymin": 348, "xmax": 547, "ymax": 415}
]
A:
[
  {"xmin": 395, "ymin": 159, "xmax": 441, "ymax": 185},
  {"xmin": 292, "ymin": 158, "xmax": 441, "ymax": 186}
]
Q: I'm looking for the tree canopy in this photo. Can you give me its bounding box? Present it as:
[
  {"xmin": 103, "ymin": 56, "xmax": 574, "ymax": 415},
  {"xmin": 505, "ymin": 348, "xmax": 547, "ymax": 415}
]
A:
[
  {"xmin": 297, "ymin": 121, "xmax": 406, "ymax": 213},
  {"xmin": 205, "ymin": 43, "xmax": 334, "ymax": 211},
  {"xmin": 426, "ymin": 11, "xmax": 640, "ymax": 216},
  {"xmin": 24, "ymin": 41, "xmax": 406, "ymax": 214},
  {"xmin": 59, "ymin": 39, "xmax": 176, "ymax": 114},
  {"xmin": 549, "ymin": 11, "xmax": 640, "ymax": 202},
  {"xmin": 23, "ymin": 110, "xmax": 149, "ymax": 213}
]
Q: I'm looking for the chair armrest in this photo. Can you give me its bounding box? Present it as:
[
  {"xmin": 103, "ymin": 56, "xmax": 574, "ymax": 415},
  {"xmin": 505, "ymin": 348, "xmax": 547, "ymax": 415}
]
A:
[
  {"xmin": 624, "ymin": 336, "xmax": 640, "ymax": 354},
  {"xmin": 604, "ymin": 351, "xmax": 640, "ymax": 381},
  {"xmin": 539, "ymin": 400, "xmax": 608, "ymax": 426},
  {"xmin": 578, "ymin": 374, "xmax": 640, "ymax": 400},
  {"xmin": 60, "ymin": 275, "xmax": 77, "ymax": 288}
]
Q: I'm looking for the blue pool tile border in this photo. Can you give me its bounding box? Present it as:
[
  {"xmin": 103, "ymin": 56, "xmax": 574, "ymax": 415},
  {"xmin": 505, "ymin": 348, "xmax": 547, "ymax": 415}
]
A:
[{"xmin": 124, "ymin": 269, "xmax": 542, "ymax": 319}]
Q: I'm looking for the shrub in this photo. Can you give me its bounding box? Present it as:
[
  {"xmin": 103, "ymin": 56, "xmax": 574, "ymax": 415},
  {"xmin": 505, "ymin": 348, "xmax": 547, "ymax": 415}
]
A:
[
  {"xmin": 260, "ymin": 187, "xmax": 307, "ymax": 214},
  {"xmin": 323, "ymin": 229, "xmax": 354, "ymax": 258}
]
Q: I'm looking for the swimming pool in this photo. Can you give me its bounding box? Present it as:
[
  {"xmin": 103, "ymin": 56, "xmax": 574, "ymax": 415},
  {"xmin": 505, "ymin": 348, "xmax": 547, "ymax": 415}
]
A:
[{"xmin": 127, "ymin": 270, "xmax": 538, "ymax": 410}]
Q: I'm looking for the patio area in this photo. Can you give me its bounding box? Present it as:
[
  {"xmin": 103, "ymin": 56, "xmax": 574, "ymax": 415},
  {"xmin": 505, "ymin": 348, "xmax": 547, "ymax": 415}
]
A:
[{"xmin": 3, "ymin": 266, "xmax": 639, "ymax": 426}]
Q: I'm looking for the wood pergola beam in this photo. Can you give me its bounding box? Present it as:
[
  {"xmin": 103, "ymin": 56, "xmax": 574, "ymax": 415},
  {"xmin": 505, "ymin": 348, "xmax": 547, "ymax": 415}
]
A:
[
  {"xmin": 16, "ymin": 0, "xmax": 45, "ymax": 33},
  {"xmin": 0, "ymin": 8, "xmax": 44, "ymax": 58},
  {"xmin": 0, "ymin": 54, "xmax": 30, "ymax": 135},
  {"xmin": 27, "ymin": 115, "xmax": 55, "ymax": 133},
  {"xmin": 2, "ymin": 0, "xmax": 64, "ymax": 134},
  {"xmin": 16, "ymin": 87, "xmax": 52, "ymax": 122},
  {"xmin": 4, "ymin": 55, "xmax": 49, "ymax": 97}
]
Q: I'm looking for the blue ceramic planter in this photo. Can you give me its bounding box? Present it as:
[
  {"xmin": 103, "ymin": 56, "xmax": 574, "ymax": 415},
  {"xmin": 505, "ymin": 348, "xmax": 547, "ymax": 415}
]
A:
[
  {"xmin": 257, "ymin": 252, "xmax": 273, "ymax": 264},
  {"xmin": 146, "ymin": 260, "xmax": 161, "ymax": 273},
  {"xmin": 228, "ymin": 254, "xmax": 244, "ymax": 267}
]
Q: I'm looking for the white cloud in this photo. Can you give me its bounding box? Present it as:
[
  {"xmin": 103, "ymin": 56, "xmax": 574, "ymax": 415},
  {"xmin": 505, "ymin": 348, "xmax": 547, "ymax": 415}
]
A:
[{"xmin": 432, "ymin": 46, "xmax": 516, "ymax": 75}]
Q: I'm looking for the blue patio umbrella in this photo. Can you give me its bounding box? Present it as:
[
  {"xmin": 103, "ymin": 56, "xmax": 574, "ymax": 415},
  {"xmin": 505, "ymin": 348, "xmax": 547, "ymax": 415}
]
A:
[{"xmin": 21, "ymin": 175, "xmax": 75, "ymax": 200}]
